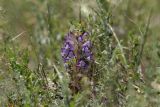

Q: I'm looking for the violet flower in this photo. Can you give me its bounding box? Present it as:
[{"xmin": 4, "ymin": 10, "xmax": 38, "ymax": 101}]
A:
[
  {"xmin": 78, "ymin": 32, "xmax": 89, "ymax": 42},
  {"xmin": 77, "ymin": 60, "xmax": 88, "ymax": 69}
]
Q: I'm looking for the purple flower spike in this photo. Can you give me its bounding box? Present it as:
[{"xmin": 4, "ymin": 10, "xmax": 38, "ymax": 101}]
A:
[{"xmin": 61, "ymin": 31, "xmax": 93, "ymax": 70}]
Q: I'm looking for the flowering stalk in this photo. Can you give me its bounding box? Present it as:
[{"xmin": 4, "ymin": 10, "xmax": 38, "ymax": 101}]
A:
[{"xmin": 61, "ymin": 29, "xmax": 93, "ymax": 94}]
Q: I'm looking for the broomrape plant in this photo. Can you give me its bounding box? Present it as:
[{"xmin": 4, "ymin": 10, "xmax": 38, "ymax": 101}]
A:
[{"xmin": 61, "ymin": 29, "xmax": 94, "ymax": 94}]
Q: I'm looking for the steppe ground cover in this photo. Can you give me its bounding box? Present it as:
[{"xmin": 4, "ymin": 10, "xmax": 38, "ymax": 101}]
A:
[{"xmin": 0, "ymin": 0, "xmax": 160, "ymax": 106}]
